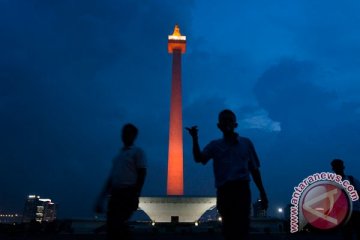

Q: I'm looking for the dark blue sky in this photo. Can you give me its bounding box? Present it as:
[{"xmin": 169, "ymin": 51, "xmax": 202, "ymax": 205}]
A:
[{"xmin": 1, "ymin": 0, "xmax": 360, "ymax": 219}]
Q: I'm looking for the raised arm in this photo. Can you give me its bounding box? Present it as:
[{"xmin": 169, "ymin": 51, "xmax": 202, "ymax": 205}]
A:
[{"xmin": 185, "ymin": 126, "xmax": 206, "ymax": 164}]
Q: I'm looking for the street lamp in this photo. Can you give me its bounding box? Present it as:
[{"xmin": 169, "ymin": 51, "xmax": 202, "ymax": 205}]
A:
[{"xmin": 277, "ymin": 207, "xmax": 284, "ymax": 219}]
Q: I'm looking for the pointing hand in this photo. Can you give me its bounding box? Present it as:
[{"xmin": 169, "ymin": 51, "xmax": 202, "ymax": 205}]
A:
[{"xmin": 185, "ymin": 126, "xmax": 198, "ymax": 139}]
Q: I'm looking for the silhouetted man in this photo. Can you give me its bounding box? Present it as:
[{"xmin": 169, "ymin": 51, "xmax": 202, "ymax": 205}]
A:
[
  {"xmin": 95, "ymin": 123, "xmax": 147, "ymax": 240},
  {"xmin": 186, "ymin": 109, "xmax": 268, "ymax": 240},
  {"xmin": 331, "ymin": 159, "xmax": 360, "ymax": 240}
]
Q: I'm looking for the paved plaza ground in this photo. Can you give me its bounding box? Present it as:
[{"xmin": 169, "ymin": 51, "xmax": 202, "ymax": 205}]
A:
[
  {"xmin": 0, "ymin": 232, "xmax": 348, "ymax": 240},
  {"xmin": 0, "ymin": 227, "xmax": 348, "ymax": 240},
  {"xmin": 0, "ymin": 221, "xmax": 351, "ymax": 240}
]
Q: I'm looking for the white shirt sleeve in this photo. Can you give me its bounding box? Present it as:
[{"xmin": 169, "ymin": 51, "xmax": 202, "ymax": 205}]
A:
[{"xmin": 135, "ymin": 148, "xmax": 147, "ymax": 169}]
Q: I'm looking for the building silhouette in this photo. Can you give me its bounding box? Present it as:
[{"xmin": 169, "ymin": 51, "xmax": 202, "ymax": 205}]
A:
[
  {"xmin": 253, "ymin": 199, "xmax": 267, "ymax": 218},
  {"xmin": 22, "ymin": 195, "xmax": 57, "ymax": 223}
]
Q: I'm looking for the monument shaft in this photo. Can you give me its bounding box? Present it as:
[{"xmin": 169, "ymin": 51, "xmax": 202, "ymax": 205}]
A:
[{"xmin": 167, "ymin": 25, "xmax": 186, "ymax": 195}]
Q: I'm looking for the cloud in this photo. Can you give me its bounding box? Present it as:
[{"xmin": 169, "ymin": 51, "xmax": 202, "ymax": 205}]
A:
[
  {"xmin": 251, "ymin": 58, "xmax": 360, "ymax": 206},
  {"xmin": 253, "ymin": 59, "xmax": 337, "ymax": 128},
  {"xmin": 239, "ymin": 109, "xmax": 281, "ymax": 132}
]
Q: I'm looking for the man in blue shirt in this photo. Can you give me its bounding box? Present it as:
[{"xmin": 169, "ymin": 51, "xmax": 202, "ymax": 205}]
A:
[{"xmin": 186, "ymin": 109, "xmax": 268, "ymax": 240}]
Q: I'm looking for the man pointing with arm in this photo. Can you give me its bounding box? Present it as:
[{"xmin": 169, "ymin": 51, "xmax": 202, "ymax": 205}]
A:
[{"xmin": 186, "ymin": 109, "xmax": 268, "ymax": 240}]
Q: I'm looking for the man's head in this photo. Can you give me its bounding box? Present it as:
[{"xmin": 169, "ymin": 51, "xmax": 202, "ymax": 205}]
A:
[
  {"xmin": 217, "ymin": 109, "xmax": 238, "ymax": 135},
  {"xmin": 121, "ymin": 123, "xmax": 138, "ymax": 147},
  {"xmin": 331, "ymin": 159, "xmax": 345, "ymax": 175}
]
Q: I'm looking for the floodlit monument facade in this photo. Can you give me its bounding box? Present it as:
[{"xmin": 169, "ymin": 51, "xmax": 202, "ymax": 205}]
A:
[
  {"xmin": 139, "ymin": 25, "xmax": 216, "ymax": 223},
  {"xmin": 139, "ymin": 197, "xmax": 216, "ymax": 223}
]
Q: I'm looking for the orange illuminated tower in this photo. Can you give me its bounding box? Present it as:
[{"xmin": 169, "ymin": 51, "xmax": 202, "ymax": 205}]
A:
[{"xmin": 167, "ymin": 24, "xmax": 186, "ymax": 195}]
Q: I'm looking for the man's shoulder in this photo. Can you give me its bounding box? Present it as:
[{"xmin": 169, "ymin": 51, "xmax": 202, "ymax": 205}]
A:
[
  {"xmin": 347, "ymin": 175, "xmax": 360, "ymax": 183},
  {"xmin": 238, "ymin": 136, "xmax": 252, "ymax": 144},
  {"xmin": 133, "ymin": 146, "xmax": 147, "ymax": 167},
  {"xmin": 207, "ymin": 138, "xmax": 224, "ymax": 146},
  {"xmin": 132, "ymin": 146, "xmax": 146, "ymax": 157},
  {"xmin": 207, "ymin": 136, "xmax": 253, "ymax": 144},
  {"xmin": 202, "ymin": 139, "xmax": 222, "ymax": 151}
]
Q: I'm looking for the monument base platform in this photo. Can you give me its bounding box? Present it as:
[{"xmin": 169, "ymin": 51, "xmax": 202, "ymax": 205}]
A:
[{"xmin": 139, "ymin": 196, "xmax": 216, "ymax": 223}]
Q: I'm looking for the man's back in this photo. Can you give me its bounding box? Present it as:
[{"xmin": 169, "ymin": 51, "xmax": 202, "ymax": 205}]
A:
[
  {"xmin": 202, "ymin": 136, "xmax": 260, "ymax": 188},
  {"xmin": 111, "ymin": 146, "xmax": 146, "ymax": 188}
]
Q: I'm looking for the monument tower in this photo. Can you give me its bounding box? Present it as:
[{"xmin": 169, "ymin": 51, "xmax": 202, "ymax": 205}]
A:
[
  {"xmin": 167, "ymin": 24, "xmax": 186, "ymax": 196},
  {"xmin": 138, "ymin": 26, "xmax": 216, "ymax": 223}
]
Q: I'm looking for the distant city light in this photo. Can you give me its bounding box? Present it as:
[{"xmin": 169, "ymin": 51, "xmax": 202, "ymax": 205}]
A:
[
  {"xmin": 0, "ymin": 213, "xmax": 22, "ymax": 224},
  {"xmin": 194, "ymin": 221, "xmax": 199, "ymax": 226},
  {"xmin": 218, "ymin": 216, "xmax": 222, "ymax": 222},
  {"xmin": 278, "ymin": 207, "xmax": 283, "ymax": 213}
]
